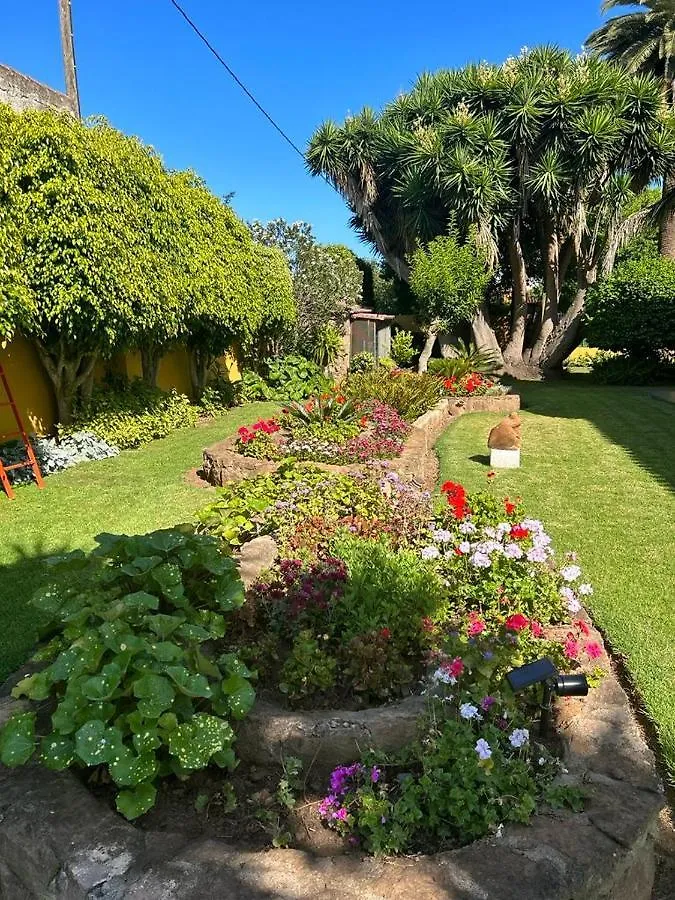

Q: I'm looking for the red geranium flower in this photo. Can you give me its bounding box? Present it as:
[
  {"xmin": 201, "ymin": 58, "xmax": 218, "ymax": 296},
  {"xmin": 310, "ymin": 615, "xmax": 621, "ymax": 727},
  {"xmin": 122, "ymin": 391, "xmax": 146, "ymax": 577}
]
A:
[
  {"xmin": 504, "ymin": 497, "xmax": 517, "ymax": 516},
  {"xmin": 530, "ymin": 621, "xmax": 545, "ymax": 638},
  {"xmin": 505, "ymin": 613, "xmax": 529, "ymax": 632},
  {"xmin": 380, "ymin": 627, "xmax": 391, "ymax": 640},
  {"xmin": 510, "ymin": 525, "xmax": 530, "ymax": 540},
  {"xmin": 445, "ymin": 657, "xmax": 464, "ymax": 678},
  {"xmin": 574, "ymin": 619, "xmax": 591, "ymax": 637},
  {"xmin": 467, "ymin": 618, "xmax": 486, "ymax": 636}
]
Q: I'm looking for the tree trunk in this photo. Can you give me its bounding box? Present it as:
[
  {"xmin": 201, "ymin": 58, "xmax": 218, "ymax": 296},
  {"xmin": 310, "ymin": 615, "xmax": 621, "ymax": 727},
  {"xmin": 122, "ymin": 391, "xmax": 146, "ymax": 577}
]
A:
[
  {"xmin": 417, "ymin": 326, "xmax": 439, "ymax": 373},
  {"xmin": 33, "ymin": 339, "xmax": 98, "ymax": 427},
  {"xmin": 659, "ymin": 167, "xmax": 675, "ymax": 259},
  {"xmin": 528, "ymin": 221, "xmax": 560, "ymax": 365},
  {"xmin": 141, "ymin": 345, "xmax": 161, "ymax": 387},
  {"xmin": 470, "ymin": 303, "xmax": 504, "ymax": 369},
  {"xmin": 189, "ymin": 347, "xmax": 212, "ymax": 400},
  {"xmin": 438, "ymin": 332, "xmax": 458, "ymax": 358},
  {"xmin": 503, "ymin": 226, "xmax": 528, "ymax": 366},
  {"xmin": 540, "ymin": 267, "xmax": 597, "ymax": 371}
]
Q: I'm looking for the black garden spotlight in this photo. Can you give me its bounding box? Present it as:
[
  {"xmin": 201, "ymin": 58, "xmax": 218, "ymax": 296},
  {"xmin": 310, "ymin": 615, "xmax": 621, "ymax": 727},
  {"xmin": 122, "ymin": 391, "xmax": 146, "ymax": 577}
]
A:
[{"xmin": 505, "ymin": 658, "xmax": 589, "ymax": 736}]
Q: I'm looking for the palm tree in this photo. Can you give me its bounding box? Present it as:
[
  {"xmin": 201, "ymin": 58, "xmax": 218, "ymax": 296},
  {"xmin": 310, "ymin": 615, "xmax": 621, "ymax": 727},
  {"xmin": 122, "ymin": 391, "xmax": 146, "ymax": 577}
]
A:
[
  {"xmin": 307, "ymin": 48, "xmax": 673, "ymax": 374},
  {"xmin": 587, "ymin": 1, "xmax": 675, "ymax": 256}
]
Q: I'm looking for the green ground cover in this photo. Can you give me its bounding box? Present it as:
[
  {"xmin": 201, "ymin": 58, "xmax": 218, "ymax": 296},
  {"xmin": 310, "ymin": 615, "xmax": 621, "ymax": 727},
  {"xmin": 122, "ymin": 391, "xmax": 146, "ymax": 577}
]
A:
[
  {"xmin": 436, "ymin": 380, "xmax": 675, "ymax": 782},
  {"xmin": 0, "ymin": 402, "xmax": 277, "ymax": 680}
]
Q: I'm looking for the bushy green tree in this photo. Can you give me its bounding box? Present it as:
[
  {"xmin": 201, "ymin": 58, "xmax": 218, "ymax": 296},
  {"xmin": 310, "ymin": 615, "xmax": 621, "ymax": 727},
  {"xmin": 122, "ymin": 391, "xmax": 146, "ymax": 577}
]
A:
[
  {"xmin": 0, "ymin": 107, "xmax": 31, "ymax": 345},
  {"xmin": 409, "ymin": 235, "xmax": 490, "ymax": 371},
  {"xmin": 585, "ymin": 255, "xmax": 675, "ymax": 354},
  {"xmin": 249, "ymin": 218, "xmax": 362, "ymax": 356}
]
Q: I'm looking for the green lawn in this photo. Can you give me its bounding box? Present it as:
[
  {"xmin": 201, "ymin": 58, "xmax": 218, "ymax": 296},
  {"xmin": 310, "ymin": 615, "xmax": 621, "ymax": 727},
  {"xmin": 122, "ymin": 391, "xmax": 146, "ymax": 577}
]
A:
[
  {"xmin": 436, "ymin": 380, "xmax": 675, "ymax": 782},
  {"xmin": 0, "ymin": 402, "xmax": 277, "ymax": 680}
]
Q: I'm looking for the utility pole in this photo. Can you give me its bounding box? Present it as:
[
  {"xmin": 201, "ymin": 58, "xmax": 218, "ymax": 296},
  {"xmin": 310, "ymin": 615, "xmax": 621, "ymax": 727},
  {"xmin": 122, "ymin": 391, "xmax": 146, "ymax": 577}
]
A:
[{"xmin": 58, "ymin": 0, "xmax": 81, "ymax": 116}]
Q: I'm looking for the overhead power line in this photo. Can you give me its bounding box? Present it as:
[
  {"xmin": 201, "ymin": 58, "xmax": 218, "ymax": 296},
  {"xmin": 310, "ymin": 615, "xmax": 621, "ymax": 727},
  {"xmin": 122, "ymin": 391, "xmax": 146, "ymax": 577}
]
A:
[{"xmin": 168, "ymin": 0, "xmax": 307, "ymax": 163}]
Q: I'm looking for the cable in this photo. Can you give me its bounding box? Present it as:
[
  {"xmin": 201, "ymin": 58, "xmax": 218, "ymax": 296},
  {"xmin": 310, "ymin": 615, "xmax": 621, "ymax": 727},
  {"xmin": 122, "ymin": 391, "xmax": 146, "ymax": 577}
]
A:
[{"xmin": 168, "ymin": 0, "xmax": 307, "ymax": 162}]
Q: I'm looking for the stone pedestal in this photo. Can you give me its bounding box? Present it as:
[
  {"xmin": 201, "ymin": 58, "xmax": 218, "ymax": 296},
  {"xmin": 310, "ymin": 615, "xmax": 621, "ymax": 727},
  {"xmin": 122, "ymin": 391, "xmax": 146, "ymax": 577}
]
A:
[{"xmin": 490, "ymin": 447, "xmax": 521, "ymax": 468}]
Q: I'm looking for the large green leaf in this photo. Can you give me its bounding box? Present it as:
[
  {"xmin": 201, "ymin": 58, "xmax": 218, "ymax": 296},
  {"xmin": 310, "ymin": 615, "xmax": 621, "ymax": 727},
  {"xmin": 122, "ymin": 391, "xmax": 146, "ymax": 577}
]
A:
[
  {"xmin": 116, "ymin": 782, "xmax": 157, "ymax": 820},
  {"xmin": 82, "ymin": 662, "xmax": 122, "ymax": 701},
  {"xmin": 168, "ymin": 714, "xmax": 233, "ymax": 770},
  {"xmin": 74, "ymin": 720, "xmax": 123, "ymax": 766},
  {"xmin": 132, "ymin": 673, "xmax": 175, "ymax": 719},
  {"xmin": 165, "ymin": 666, "xmax": 213, "ymax": 698},
  {"xmin": 109, "ymin": 747, "xmax": 158, "ymax": 787},
  {"xmin": 40, "ymin": 734, "xmax": 76, "ymax": 770},
  {"xmin": 0, "ymin": 712, "xmax": 36, "ymax": 766},
  {"xmin": 221, "ymin": 674, "xmax": 256, "ymax": 720}
]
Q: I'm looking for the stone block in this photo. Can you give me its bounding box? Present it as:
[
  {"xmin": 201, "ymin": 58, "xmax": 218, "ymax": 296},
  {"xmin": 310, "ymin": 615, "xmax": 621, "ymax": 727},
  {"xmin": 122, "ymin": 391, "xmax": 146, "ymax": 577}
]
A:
[{"xmin": 490, "ymin": 447, "xmax": 521, "ymax": 468}]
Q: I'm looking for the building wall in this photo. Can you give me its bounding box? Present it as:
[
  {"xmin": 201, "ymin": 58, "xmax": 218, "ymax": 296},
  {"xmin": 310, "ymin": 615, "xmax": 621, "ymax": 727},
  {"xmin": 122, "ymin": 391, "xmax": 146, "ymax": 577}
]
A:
[
  {"xmin": 0, "ymin": 63, "xmax": 77, "ymax": 115},
  {"xmin": 0, "ymin": 336, "xmax": 240, "ymax": 438}
]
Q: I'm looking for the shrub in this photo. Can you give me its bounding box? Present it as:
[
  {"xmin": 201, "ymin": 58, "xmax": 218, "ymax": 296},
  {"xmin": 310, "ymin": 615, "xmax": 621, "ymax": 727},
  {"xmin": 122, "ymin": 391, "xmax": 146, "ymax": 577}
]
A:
[
  {"xmin": 390, "ymin": 330, "xmax": 416, "ymax": 367},
  {"xmin": 590, "ymin": 352, "xmax": 675, "ymax": 385},
  {"xmin": 428, "ymin": 341, "xmax": 500, "ymax": 378},
  {"xmin": 0, "ymin": 528, "xmax": 254, "ymax": 819},
  {"xmin": 345, "ymin": 369, "xmax": 443, "ymax": 421},
  {"xmin": 198, "ymin": 365, "xmax": 242, "ymax": 416},
  {"xmin": 0, "ymin": 431, "xmax": 118, "ymax": 484},
  {"xmin": 585, "ymin": 256, "xmax": 675, "ymax": 356},
  {"xmin": 562, "ymin": 346, "xmax": 613, "ymax": 370},
  {"xmin": 63, "ymin": 378, "xmax": 198, "ymax": 449},
  {"xmin": 241, "ymin": 355, "xmax": 329, "ymax": 402},
  {"xmin": 310, "ymin": 323, "xmax": 344, "ymax": 368},
  {"xmin": 349, "ymin": 351, "xmax": 377, "ymax": 373}
]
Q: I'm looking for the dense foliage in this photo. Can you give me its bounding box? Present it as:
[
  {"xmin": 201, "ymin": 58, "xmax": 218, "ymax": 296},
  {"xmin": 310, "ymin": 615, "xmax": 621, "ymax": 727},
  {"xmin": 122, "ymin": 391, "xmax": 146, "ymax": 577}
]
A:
[
  {"xmin": 249, "ymin": 219, "xmax": 361, "ymax": 358},
  {"xmin": 62, "ymin": 378, "xmax": 199, "ymax": 449},
  {"xmin": 0, "ymin": 431, "xmax": 118, "ymax": 484},
  {"xmin": 345, "ymin": 368, "xmax": 444, "ymax": 421},
  {"xmin": 0, "ymin": 105, "xmax": 295, "ymax": 420},
  {"xmin": 241, "ymin": 355, "xmax": 330, "ymax": 403},
  {"xmin": 585, "ymin": 255, "xmax": 675, "ymax": 355},
  {"xmin": 0, "ymin": 528, "xmax": 255, "ymax": 819}
]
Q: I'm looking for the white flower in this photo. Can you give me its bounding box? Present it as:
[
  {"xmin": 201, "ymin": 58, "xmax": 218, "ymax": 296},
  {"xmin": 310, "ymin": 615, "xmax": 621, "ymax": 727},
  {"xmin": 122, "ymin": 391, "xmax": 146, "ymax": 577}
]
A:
[
  {"xmin": 421, "ymin": 546, "xmax": 440, "ymax": 560},
  {"xmin": 432, "ymin": 529, "xmax": 453, "ymax": 543},
  {"xmin": 470, "ymin": 551, "xmax": 491, "ymax": 568},
  {"xmin": 521, "ymin": 518, "xmax": 543, "ymax": 533},
  {"xmin": 559, "ymin": 586, "xmax": 575, "ymax": 602},
  {"xmin": 578, "ymin": 583, "xmax": 593, "ymax": 596},
  {"xmin": 458, "ymin": 541, "xmax": 471, "ymax": 554},
  {"xmin": 475, "ymin": 738, "xmax": 492, "ymax": 760},
  {"xmin": 459, "ymin": 522, "xmax": 477, "ymax": 535},
  {"xmin": 561, "ymin": 564, "xmax": 582, "ymax": 582},
  {"xmin": 483, "ymin": 526, "xmax": 497, "ymax": 539},
  {"xmin": 460, "ymin": 702, "xmax": 479, "ymax": 720},
  {"xmin": 567, "ymin": 596, "xmax": 582, "ymax": 613},
  {"xmin": 538, "ymin": 757, "xmax": 546, "ymax": 766},
  {"xmin": 495, "ymin": 823, "xmax": 504, "ymax": 838},
  {"xmin": 509, "ymin": 728, "xmax": 529, "ymax": 748},
  {"xmin": 526, "ymin": 547, "xmax": 548, "ymax": 563},
  {"xmin": 432, "ymin": 667, "xmax": 456, "ymax": 685},
  {"xmin": 504, "ymin": 543, "xmax": 524, "ymax": 559}
]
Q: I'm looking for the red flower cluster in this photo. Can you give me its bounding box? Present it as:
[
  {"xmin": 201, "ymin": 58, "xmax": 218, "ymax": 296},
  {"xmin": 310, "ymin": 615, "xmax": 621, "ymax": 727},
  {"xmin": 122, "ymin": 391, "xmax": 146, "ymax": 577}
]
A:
[
  {"xmin": 441, "ymin": 481, "xmax": 471, "ymax": 519},
  {"xmin": 504, "ymin": 497, "xmax": 517, "ymax": 516},
  {"xmin": 505, "ymin": 613, "xmax": 529, "ymax": 632},
  {"xmin": 467, "ymin": 612, "xmax": 486, "ymax": 636},
  {"xmin": 237, "ymin": 418, "xmax": 280, "ymax": 444},
  {"xmin": 441, "ymin": 657, "xmax": 465, "ymax": 679},
  {"xmin": 510, "ymin": 525, "xmax": 530, "ymax": 541},
  {"xmin": 443, "ymin": 372, "xmax": 495, "ymax": 395}
]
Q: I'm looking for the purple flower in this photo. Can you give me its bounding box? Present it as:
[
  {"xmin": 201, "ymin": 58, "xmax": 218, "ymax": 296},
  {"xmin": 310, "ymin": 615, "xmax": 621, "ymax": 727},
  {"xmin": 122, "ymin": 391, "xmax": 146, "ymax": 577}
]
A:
[
  {"xmin": 333, "ymin": 807, "xmax": 348, "ymax": 821},
  {"xmin": 475, "ymin": 739, "xmax": 492, "ymax": 760},
  {"xmin": 481, "ymin": 695, "xmax": 496, "ymax": 711},
  {"xmin": 370, "ymin": 766, "xmax": 381, "ymax": 784},
  {"xmin": 509, "ymin": 728, "xmax": 529, "ymax": 748},
  {"xmin": 318, "ymin": 794, "xmax": 338, "ymax": 817}
]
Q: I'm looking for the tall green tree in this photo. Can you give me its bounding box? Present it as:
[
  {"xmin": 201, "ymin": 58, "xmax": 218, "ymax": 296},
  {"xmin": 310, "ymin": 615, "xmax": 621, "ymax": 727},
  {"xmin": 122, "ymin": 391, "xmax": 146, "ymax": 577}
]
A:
[
  {"xmin": 587, "ymin": 0, "xmax": 675, "ymax": 257},
  {"xmin": 249, "ymin": 219, "xmax": 362, "ymax": 357},
  {"xmin": 307, "ymin": 48, "xmax": 675, "ymax": 374}
]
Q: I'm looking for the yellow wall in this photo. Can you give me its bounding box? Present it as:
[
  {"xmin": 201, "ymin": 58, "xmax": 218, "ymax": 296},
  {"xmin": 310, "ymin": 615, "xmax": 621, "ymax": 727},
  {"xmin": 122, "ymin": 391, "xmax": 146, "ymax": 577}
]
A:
[{"xmin": 0, "ymin": 335, "xmax": 240, "ymax": 438}]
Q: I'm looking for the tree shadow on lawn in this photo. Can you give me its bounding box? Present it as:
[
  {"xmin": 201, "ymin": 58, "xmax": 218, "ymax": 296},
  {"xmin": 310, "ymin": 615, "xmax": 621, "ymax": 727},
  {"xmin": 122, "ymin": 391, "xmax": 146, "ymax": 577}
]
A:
[
  {"xmin": 0, "ymin": 540, "xmax": 71, "ymax": 683},
  {"xmin": 510, "ymin": 376, "xmax": 675, "ymax": 493}
]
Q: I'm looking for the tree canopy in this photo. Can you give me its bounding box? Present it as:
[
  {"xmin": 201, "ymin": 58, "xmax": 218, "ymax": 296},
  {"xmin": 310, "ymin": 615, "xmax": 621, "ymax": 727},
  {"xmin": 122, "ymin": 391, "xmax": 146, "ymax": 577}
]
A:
[
  {"xmin": 0, "ymin": 105, "xmax": 296, "ymax": 420},
  {"xmin": 307, "ymin": 47, "xmax": 675, "ymax": 373}
]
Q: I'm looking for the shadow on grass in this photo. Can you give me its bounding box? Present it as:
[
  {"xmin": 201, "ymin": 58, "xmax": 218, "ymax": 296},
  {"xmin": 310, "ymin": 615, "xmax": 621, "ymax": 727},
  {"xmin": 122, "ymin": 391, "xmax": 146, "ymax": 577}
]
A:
[
  {"xmin": 511, "ymin": 376, "xmax": 675, "ymax": 493},
  {"xmin": 0, "ymin": 540, "xmax": 71, "ymax": 682}
]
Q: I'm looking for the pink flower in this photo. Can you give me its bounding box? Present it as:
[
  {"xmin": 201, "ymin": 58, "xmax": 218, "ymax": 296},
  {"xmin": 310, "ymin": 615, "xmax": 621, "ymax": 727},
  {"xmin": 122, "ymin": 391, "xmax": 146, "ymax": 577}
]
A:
[
  {"xmin": 563, "ymin": 634, "xmax": 580, "ymax": 659},
  {"xmin": 468, "ymin": 618, "xmax": 486, "ymax": 637},
  {"xmin": 574, "ymin": 619, "xmax": 591, "ymax": 637},
  {"xmin": 530, "ymin": 621, "xmax": 544, "ymax": 638},
  {"xmin": 443, "ymin": 657, "xmax": 464, "ymax": 679},
  {"xmin": 585, "ymin": 641, "xmax": 603, "ymax": 660}
]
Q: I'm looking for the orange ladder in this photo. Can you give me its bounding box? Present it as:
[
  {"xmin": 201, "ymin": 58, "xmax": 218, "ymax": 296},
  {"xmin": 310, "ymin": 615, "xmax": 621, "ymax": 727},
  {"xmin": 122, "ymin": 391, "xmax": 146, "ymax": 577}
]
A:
[{"xmin": 0, "ymin": 361, "xmax": 45, "ymax": 499}]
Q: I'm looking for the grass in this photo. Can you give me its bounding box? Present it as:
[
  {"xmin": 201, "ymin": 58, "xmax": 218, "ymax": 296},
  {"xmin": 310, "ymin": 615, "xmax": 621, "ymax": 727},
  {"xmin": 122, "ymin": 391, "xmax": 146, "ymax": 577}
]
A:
[
  {"xmin": 435, "ymin": 379, "xmax": 675, "ymax": 782},
  {"xmin": 0, "ymin": 402, "xmax": 277, "ymax": 680}
]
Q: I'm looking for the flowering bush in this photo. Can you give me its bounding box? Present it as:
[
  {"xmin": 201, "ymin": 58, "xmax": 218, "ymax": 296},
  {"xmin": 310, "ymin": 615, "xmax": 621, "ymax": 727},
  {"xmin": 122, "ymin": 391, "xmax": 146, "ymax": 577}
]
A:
[
  {"xmin": 443, "ymin": 372, "xmax": 506, "ymax": 397},
  {"xmin": 235, "ymin": 419, "xmax": 284, "ymax": 459}
]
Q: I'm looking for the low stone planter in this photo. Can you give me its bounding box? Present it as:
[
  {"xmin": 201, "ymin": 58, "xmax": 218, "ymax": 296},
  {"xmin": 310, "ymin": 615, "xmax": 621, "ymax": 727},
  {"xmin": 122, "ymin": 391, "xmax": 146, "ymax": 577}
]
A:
[{"xmin": 0, "ymin": 638, "xmax": 664, "ymax": 898}]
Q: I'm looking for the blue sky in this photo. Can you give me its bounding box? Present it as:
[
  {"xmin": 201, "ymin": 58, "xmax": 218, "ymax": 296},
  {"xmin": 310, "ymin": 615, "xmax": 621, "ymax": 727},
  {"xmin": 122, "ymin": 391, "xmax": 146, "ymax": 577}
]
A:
[{"xmin": 2, "ymin": 1, "xmax": 605, "ymax": 254}]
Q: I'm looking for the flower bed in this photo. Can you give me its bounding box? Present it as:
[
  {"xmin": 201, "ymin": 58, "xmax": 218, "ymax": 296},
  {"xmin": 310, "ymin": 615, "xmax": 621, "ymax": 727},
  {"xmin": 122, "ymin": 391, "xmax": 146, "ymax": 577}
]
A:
[{"xmin": 442, "ymin": 371, "xmax": 509, "ymax": 398}]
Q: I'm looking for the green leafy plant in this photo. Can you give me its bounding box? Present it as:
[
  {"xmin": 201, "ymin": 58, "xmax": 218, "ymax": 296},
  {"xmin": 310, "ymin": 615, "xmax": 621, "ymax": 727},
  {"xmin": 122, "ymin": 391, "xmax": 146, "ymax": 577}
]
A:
[
  {"xmin": 349, "ymin": 351, "xmax": 377, "ymax": 373},
  {"xmin": 311, "ymin": 323, "xmax": 344, "ymax": 368},
  {"xmin": 279, "ymin": 630, "xmax": 338, "ymax": 703},
  {"xmin": 0, "ymin": 527, "xmax": 255, "ymax": 819},
  {"xmin": 284, "ymin": 391, "xmax": 357, "ymax": 426},
  {"xmin": 241, "ymin": 355, "xmax": 330, "ymax": 402},
  {"xmin": 428, "ymin": 340, "xmax": 500, "ymax": 378},
  {"xmin": 345, "ymin": 369, "xmax": 443, "ymax": 421},
  {"xmin": 62, "ymin": 377, "xmax": 199, "ymax": 448},
  {"xmin": 390, "ymin": 330, "xmax": 416, "ymax": 367},
  {"xmin": 590, "ymin": 352, "xmax": 675, "ymax": 385}
]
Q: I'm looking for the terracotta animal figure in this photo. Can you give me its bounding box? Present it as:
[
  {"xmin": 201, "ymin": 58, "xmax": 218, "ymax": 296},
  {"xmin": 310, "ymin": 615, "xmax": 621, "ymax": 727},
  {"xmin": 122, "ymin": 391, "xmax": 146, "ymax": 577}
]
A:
[{"xmin": 488, "ymin": 412, "xmax": 521, "ymax": 450}]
